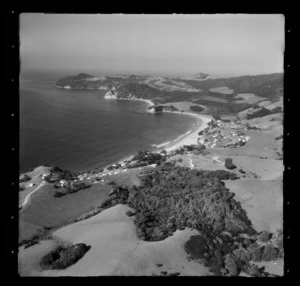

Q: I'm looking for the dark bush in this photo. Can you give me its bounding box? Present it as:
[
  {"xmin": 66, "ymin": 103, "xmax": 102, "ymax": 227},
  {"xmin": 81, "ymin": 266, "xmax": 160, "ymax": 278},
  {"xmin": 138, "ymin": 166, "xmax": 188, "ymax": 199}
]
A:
[
  {"xmin": 262, "ymin": 244, "xmax": 278, "ymax": 261},
  {"xmin": 251, "ymin": 246, "xmax": 264, "ymax": 262},
  {"xmin": 224, "ymin": 254, "xmax": 239, "ymax": 276},
  {"xmin": 40, "ymin": 243, "xmax": 91, "ymax": 270},
  {"xmin": 246, "ymin": 107, "xmax": 272, "ymax": 119},
  {"xmin": 19, "ymin": 174, "xmax": 31, "ymax": 183},
  {"xmin": 54, "ymin": 191, "xmax": 66, "ymax": 198},
  {"xmin": 190, "ymin": 105, "xmax": 204, "ymax": 112},
  {"xmin": 225, "ymin": 158, "xmax": 237, "ymax": 170},
  {"xmin": 19, "ymin": 185, "xmax": 25, "ymax": 192},
  {"xmin": 258, "ymin": 231, "xmax": 271, "ymax": 242}
]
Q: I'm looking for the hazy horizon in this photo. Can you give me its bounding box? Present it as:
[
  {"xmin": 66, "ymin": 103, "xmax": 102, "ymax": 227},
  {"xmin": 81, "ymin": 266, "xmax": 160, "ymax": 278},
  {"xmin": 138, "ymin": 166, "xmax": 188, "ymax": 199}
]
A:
[{"xmin": 20, "ymin": 14, "xmax": 284, "ymax": 77}]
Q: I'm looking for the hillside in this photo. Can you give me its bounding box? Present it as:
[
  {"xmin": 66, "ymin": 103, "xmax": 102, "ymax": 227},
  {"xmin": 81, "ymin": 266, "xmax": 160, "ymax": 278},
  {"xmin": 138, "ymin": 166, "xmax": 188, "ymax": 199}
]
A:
[{"xmin": 55, "ymin": 72, "xmax": 283, "ymax": 118}]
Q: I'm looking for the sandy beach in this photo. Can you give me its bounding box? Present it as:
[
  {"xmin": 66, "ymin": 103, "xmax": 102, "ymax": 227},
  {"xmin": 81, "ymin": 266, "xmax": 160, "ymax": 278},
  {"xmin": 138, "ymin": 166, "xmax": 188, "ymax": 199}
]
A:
[{"xmin": 162, "ymin": 111, "xmax": 213, "ymax": 152}]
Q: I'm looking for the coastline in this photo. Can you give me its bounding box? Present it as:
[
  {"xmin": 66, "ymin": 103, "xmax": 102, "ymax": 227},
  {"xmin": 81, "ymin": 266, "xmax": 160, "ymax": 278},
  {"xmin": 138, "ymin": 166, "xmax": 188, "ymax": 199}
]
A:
[
  {"xmin": 20, "ymin": 92, "xmax": 212, "ymax": 181},
  {"xmin": 104, "ymin": 91, "xmax": 212, "ymax": 153},
  {"xmin": 160, "ymin": 111, "xmax": 212, "ymax": 152}
]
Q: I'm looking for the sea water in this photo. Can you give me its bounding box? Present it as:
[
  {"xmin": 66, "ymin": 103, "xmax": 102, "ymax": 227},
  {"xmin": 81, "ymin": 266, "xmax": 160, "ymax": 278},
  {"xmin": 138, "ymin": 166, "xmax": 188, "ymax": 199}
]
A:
[{"xmin": 20, "ymin": 70, "xmax": 197, "ymax": 173}]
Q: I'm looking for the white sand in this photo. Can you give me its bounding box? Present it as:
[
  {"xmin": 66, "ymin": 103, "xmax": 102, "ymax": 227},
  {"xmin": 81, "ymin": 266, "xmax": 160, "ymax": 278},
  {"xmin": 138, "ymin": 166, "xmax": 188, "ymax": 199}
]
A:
[
  {"xmin": 164, "ymin": 112, "xmax": 213, "ymax": 152},
  {"xmin": 18, "ymin": 204, "xmax": 211, "ymax": 276}
]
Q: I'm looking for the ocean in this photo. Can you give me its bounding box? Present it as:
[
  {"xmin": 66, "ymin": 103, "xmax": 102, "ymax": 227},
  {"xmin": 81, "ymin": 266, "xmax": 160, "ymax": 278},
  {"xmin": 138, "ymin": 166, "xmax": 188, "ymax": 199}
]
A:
[{"xmin": 20, "ymin": 70, "xmax": 197, "ymax": 173}]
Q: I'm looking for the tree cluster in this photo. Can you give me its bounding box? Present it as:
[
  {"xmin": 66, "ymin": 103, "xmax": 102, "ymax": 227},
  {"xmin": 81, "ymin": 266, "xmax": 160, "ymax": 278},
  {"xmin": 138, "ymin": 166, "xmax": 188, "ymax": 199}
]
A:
[
  {"xmin": 54, "ymin": 182, "xmax": 90, "ymax": 198},
  {"xmin": 190, "ymin": 105, "xmax": 204, "ymax": 112},
  {"xmin": 130, "ymin": 150, "xmax": 166, "ymax": 167},
  {"xmin": 19, "ymin": 174, "xmax": 31, "ymax": 183},
  {"xmin": 40, "ymin": 243, "xmax": 91, "ymax": 270},
  {"xmin": 125, "ymin": 164, "xmax": 252, "ymax": 242},
  {"xmin": 225, "ymin": 158, "xmax": 237, "ymax": 170}
]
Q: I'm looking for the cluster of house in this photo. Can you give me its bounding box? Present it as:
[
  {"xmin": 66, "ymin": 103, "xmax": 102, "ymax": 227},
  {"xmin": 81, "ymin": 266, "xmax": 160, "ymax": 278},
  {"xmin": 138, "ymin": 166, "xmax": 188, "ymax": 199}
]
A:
[{"xmin": 198, "ymin": 120, "xmax": 250, "ymax": 149}]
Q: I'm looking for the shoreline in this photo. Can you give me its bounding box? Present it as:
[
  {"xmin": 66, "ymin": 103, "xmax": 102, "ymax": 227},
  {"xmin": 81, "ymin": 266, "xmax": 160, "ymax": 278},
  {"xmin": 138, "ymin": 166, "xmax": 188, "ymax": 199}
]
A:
[
  {"xmin": 160, "ymin": 111, "xmax": 213, "ymax": 152},
  {"xmin": 104, "ymin": 93, "xmax": 213, "ymax": 153},
  {"xmin": 20, "ymin": 93, "xmax": 212, "ymax": 179}
]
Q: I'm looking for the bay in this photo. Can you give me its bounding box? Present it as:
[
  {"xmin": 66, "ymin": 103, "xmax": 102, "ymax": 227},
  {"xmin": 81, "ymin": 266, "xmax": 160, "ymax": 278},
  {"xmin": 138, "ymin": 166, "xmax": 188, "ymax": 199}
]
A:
[{"xmin": 20, "ymin": 70, "xmax": 197, "ymax": 173}]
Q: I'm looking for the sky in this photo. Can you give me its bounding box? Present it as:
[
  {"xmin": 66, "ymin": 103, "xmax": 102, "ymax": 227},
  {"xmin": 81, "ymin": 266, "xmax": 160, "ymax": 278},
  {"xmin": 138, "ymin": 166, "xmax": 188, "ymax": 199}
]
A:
[{"xmin": 20, "ymin": 14, "xmax": 284, "ymax": 76}]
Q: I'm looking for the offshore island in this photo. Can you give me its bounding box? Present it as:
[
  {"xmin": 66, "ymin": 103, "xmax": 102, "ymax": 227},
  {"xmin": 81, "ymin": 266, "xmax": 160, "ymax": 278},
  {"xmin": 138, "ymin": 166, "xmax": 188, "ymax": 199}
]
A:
[{"xmin": 19, "ymin": 72, "xmax": 283, "ymax": 277}]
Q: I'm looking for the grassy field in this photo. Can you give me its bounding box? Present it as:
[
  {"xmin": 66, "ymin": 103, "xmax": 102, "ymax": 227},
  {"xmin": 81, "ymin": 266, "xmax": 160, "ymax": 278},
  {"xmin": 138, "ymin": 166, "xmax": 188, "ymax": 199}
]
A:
[
  {"xmin": 208, "ymin": 130, "xmax": 281, "ymax": 159},
  {"xmin": 224, "ymin": 177, "xmax": 282, "ymax": 233},
  {"xmin": 105, "ymin": 168, "xmax": 142, "ymax": 187},
  {"xmin": 19, "ymin": 183, "xmax": 110, "ymax": 241}
]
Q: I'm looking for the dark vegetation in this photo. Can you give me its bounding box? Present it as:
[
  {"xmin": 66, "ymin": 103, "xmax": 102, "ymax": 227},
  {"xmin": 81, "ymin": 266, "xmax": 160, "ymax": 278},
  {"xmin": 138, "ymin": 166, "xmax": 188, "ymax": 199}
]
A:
[
  {"xmin": 148, "ymin": 105, "xmax": 179, "ymax": 113},
  {"xmin": 189, "ymin": 105, "xmax": 205, "ymax": 112},
  {"xmin": 19, "ymin": 174, "xmax": 31, "ymax": 183},
  {"xmin": 128, "ymin": 164, "xmax": 251, "ymax": 242},
  {"xmin": 53, "ymin": 182, "xmax": 91, "ymax": 198},
  {"xmin": 194, "ymin": 99, "xmax": 252, "ymax": 115},
  {"xmin": 49, "ymin": 165, "xmax": 78, "ymax": 181},
  {"xmin": 170, "ymin": 144, "xmax": 207, "ymax": 156},
  {"xmin": 40, "ymin": 243, "xmax": 91, "ymax": 270},
  {"xmin": 225, "ymin": 158, "xmax": 237, "ymax": 170},
  {"xmin": 180, "ymin": 73, "xmax": 283, "ymax": 100},
  {"xmin": 185, "ymin": 233, "xmax": 281, "ymax": 276},
  {"xmin": 55, "ymin": 73, "xmax": 282, "ymax": 118},
  {"xmin": 128, "ymin": 150, "xmax": 166, "ymax": 168},
  {"xmin": 19, "ymin": 226, "xmax": 54, "ymax": 248},
  {"xmin": 246, "ymin": 107, "xmax": 282, "ymax": 120},
  {"xmin": 117, "ymin": 82, "xmax": 163, "ymax": 101},
  {"xmin": 19, "ymin": 185, "xmax": 25, "ymax": 192},
  {"xmin": 98, "ymin": 161, "xmax": 283, "ymax": 276}
]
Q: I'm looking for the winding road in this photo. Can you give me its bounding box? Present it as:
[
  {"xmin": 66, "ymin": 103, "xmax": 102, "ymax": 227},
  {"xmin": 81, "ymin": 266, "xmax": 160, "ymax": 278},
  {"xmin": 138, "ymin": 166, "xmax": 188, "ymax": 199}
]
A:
[{"xmin": 19, "ymin": 181, "xmax": 46, "ymax": 210}]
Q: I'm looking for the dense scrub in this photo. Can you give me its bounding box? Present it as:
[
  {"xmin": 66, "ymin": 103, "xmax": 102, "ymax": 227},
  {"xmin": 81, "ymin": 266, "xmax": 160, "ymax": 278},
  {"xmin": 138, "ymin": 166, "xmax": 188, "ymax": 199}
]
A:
[
  {"xmin": 40, "ymin": 243, "xmax": 91, "ymax": 270},
  {"xmin": 185, "ymin": 233, "xmax": 281, "ymax": 276},
  {"xmin": 246, "ymin": 107, "xmax": 282, "ymax": 120},
  {"xmin": 125, "ymin": 164, "xmax": 254, "ymax": 241},
  {"xmin": 53, "ymin": 182, "xmax": 91, "ymax": 198},
  {"xmin": 98, "ymin": 162, "xmax": 284, "ymax": 276},
  {"xmin": 19, "ymin": 174, "xmax": 31, "ymax": 183},
  {"xmin": 128, "ymin": 150, "xmax": 166, "ymax": 168},
  {"xmin": 225, "ymin": 158, "xmax": 237, "ymax": 170},
  {"xmin": 190, "ymin": 105, "xmax": 205, "ymax": 112},
  {"xmin": 180, "ymin": 73, "xmax": 283, "ymax": 100}
]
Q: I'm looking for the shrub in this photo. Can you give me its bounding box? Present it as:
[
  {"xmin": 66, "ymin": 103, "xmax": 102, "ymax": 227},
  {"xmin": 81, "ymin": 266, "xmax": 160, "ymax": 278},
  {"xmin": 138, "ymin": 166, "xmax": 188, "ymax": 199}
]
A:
[
  {"xmin": 51, "ymin": 165, "xmax": 63, "ymax": 173},
  {"xmin": 108, "ymin": 181, "xmax": 117, "ymax": 186},
  {"xmin": 262, "ymin": 244, "xmax": 278, "ymax": 261},
  {"xmin": 19, "ymin": 174, "xmax": 31, "ymax": 183},
  {"xmin": 225, "ymin": 158, "xmax": 237, "ymax": 170},
  {"xmin": 251, "ymin": 246, "xmax": 264, "ymax": 262},
  {"xmin": 54, "ymin": 191, "xmax": 66, "ymax": 198},
  {"xmin": 190, "ymin": 105, "xmax": 204, "ymax": 112},
  {"xmin": 258, "ymin": 231, "xmax": 271, "ymax": 242},
  {"xmin": 224, "ymin": 254, "xmax": 239, "ymax": 276},
  {"xmin": 40, "ymin": 243, "xmax": 91, "ymax": 270},
  {"xmin": 19, "ymin": 185, "xmax": 25, "ymax": 192}
]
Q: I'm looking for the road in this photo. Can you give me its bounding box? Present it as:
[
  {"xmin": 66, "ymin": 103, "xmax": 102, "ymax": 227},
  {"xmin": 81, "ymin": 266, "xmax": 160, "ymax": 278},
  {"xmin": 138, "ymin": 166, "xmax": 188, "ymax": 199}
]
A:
[
  {"xmin": 19, "ymin": 181, "xmax": 46, "ymax": 210},
  {"xmin": 188, "ymin": 157, "xmax": 195, "ymax": 169}
]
